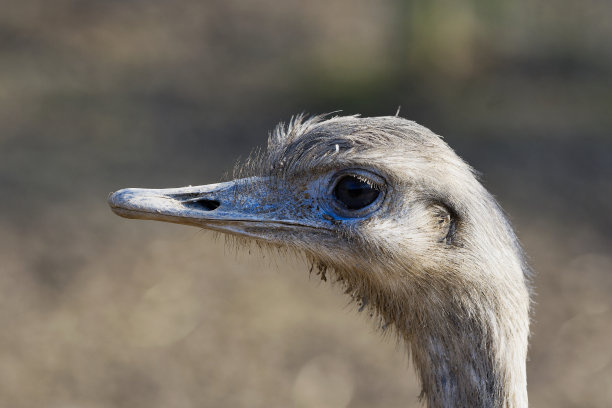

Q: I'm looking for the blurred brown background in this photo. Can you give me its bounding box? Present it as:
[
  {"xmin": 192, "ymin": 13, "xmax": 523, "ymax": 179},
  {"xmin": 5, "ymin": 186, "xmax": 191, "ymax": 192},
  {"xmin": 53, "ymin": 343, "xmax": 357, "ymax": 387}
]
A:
[{"xmin": 1, "ymin": 1, "xmax": 611, "ymax": 407}]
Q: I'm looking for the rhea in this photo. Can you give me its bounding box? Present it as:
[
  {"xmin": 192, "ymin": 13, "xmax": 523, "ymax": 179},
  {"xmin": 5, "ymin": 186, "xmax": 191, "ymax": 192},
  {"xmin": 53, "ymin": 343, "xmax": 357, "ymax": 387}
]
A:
[{"xmin": 108, "ymin": 115, "xmax": 531, "ymax": 407}]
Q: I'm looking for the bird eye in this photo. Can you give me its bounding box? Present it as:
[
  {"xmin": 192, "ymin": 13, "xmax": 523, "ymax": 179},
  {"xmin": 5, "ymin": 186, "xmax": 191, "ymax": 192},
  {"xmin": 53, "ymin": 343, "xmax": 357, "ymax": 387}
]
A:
[{"xmin": 333, "ymin": 175, "xmax": 380, "ymax": 210}]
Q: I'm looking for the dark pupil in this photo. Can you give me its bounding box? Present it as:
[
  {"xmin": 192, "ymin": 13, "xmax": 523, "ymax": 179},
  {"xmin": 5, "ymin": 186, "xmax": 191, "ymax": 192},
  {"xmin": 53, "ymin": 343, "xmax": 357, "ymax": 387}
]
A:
[{"xmin": 334, "ymin": 176, "xmax": 379, "ymax": 210}]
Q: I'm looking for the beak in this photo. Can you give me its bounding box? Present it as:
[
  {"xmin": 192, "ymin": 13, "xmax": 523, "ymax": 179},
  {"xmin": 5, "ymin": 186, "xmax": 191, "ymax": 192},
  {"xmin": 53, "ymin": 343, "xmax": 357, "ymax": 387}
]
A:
[{"xmin": 108, "ymin": 177, "xmax": 326, "ymax": 242}]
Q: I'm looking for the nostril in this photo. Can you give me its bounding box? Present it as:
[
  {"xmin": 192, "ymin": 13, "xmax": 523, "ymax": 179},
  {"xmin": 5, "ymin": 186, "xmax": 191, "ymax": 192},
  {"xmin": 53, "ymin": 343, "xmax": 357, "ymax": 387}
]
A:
[{"xmin": 184, "ymin": 199, "xmax": 220, "ymax": 211}]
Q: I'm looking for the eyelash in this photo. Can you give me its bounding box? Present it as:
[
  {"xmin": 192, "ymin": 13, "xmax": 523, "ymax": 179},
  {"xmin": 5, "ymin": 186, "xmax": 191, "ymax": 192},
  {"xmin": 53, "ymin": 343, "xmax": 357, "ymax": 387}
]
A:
[{"xmin": 352, "ymin": 174, "xmax": 382, "ymax": 190}]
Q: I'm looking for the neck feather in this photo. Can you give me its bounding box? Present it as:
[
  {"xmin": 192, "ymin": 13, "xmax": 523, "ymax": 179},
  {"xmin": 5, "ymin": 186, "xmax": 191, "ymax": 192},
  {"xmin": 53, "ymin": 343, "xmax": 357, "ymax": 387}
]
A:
[
  {"xmin": 409, "ymin": 306, "xmax": 528, "ymax": 408},
  {"xmin": 348, "ymin": 273, "xmax": 529, "ymax": 408}
]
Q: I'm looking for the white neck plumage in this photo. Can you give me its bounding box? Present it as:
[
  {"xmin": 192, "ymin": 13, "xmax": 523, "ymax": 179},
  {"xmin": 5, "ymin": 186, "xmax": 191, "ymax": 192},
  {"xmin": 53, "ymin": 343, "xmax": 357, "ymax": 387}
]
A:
[{"xmin": 409, "ymin": 306, "xmax": 528, "ymax": 408}]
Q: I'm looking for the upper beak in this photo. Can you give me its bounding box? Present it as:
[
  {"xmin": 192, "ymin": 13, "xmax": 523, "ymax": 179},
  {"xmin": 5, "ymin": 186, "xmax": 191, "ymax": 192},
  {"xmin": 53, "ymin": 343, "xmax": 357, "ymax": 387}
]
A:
[
  {"xmin": 108, "ymin": 181, "xmax": 233, "ymax": 229},
  {"xmin": 108, "ymin": 177, "xmax": 325, "ymax": 241}
]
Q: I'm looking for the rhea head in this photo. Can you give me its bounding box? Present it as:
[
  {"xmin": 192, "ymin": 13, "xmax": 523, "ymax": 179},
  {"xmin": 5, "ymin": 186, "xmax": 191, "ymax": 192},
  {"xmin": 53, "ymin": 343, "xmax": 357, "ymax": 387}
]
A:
[{"xmin": 109, "ymin": 115, "xmax": 530, "ymax": 407}]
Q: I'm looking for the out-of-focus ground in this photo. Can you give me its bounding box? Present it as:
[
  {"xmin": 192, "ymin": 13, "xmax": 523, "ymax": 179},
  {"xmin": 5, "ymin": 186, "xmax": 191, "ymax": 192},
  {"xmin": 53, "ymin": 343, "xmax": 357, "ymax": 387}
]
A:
[{"xmin": 1, "ymin": 1, "xmax": 611, "ymax": 407}]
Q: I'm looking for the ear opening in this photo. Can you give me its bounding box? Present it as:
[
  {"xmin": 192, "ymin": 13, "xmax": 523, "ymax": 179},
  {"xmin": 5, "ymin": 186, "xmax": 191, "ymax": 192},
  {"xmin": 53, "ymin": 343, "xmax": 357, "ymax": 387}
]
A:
[{"xmin": 429, "ymin": 201, "xmax": 460, "ymax": 246}]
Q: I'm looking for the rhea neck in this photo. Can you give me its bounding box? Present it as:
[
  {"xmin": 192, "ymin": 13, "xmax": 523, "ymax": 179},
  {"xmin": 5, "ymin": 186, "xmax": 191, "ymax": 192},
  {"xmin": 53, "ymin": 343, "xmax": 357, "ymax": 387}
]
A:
[
  {"xmin": 338, "ymin": 250, "xmax": 529, "ymax": 408},
  {"xmin": 412, "ymin": 299, "xmax": 527, "ymax": 407},
  {"xmin": 373, "ymin": 283, "xmax": 528, "ymax": 408}
]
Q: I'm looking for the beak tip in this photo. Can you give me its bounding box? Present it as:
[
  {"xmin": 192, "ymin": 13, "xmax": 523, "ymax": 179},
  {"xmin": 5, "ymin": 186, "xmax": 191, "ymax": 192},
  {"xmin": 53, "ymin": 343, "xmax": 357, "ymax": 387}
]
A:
[
  {"xmin": 107, "ymin": 187, "xmax": 182, "ymax": 221},
  {"xmin": 108, "ymin": 188, "xmax": 135, "ymax": 216},
  {"xmin": 108, "ymin": 189, "xmax": 122, "ymax": 208}
]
